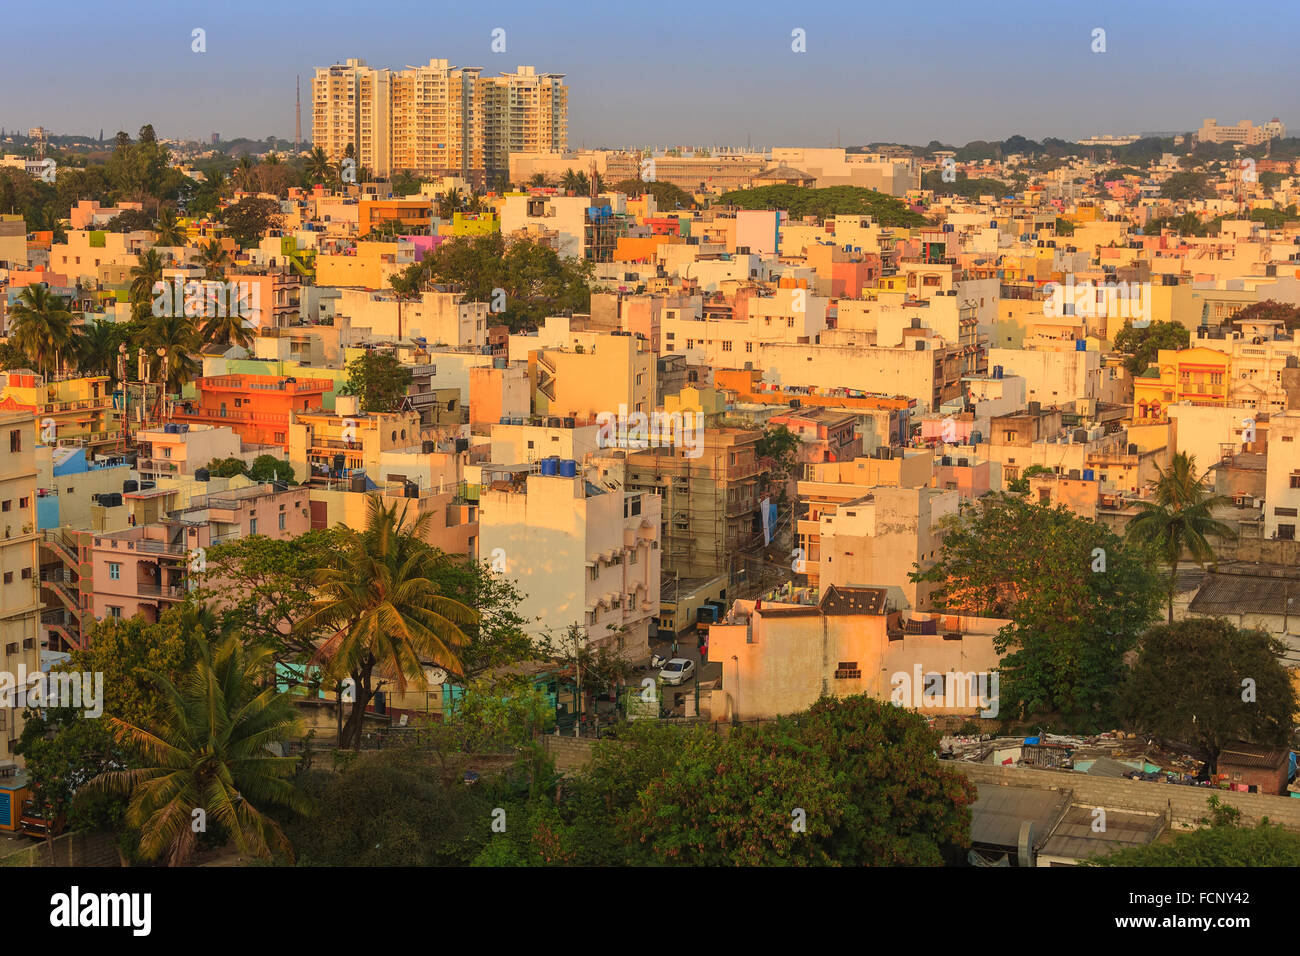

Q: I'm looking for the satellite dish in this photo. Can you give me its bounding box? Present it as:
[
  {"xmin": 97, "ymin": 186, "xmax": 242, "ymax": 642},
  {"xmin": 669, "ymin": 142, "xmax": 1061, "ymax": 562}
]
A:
[{"xmin": 425, "ymin": 666, "xmax": 447, "ymax": 686}]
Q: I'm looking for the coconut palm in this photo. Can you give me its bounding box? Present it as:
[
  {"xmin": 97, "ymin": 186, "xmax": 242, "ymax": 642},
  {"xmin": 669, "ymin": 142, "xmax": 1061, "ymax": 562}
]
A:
[
  {"xmin": 559, "ymin": 168, "xmax": 580, "ymax": 192},
  {"xmin": 154, "ymin": 206, "xmax": 185, "ymax": 246},
  {"xmin": 304, "ymin": 146, "xmax": 334, "ymax": 186},
  {"xmin": 436, "ymin": 187, "xmax": 464, "ymax": 220},
  {"xmin": 197, "ymin": 238, "xmax": 231, "ymax": 281},
  {"xmin": 128, "ymin": 249, "xmax": 165, "ymax": 317},
  {"xmin": 200, "ymin": 305, "xmax": 254, "ymax": 353},
  {"xmin": 142, "ymin": 312, "xmax": 202, "ymax": 393},
  {"xmin": 1126, "ymin": 452, "xmax": 1236, "ymax": 622},
  {"xmin": 527, "ymin": 172, "xmax": 550, "ymax": 188},
  {"xmin": 234, "ymin": 154, "xmax": 255, "ymax": 191},
  {"xmin": 7, "ymin": 284, "xmax": 76, "ymax": 378},
  {"xmin": 298, "ymin": 495, "xmax": 476, "ymax": 749},
  {"xmin": 75, "ymin": 320, "xmax": 119, "ymax": 378},
  {"xmin": 82, "ymin": 635, "xmax": 311, "ymax": 866}
]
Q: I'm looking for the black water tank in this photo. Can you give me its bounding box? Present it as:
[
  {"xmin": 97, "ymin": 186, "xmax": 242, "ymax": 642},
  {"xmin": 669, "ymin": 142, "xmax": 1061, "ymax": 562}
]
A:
[
  {"xmin": 123, "ymin": 480, "xmax": 138, "ymax": 493},
  {"xmin": 455, "ymin": 437, "xmax": 469, "ymax": 454},
  {"xmin": 195, "ymin": 468, "xmax": 211, "ymax": 481},
  {"xmin": 140, "ymin": 480, "xmax": 155, "ymax": 490}
]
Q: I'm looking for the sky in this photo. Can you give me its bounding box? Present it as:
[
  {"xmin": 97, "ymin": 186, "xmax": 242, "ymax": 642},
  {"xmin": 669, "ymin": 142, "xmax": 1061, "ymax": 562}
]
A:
[{"xmin": 3, "ymin": 0, "xmax": 1298, "ymax": 149}]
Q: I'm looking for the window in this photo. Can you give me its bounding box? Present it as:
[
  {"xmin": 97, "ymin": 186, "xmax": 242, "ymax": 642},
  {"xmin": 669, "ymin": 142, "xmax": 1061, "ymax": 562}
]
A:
[
  {"xmin": 721, "ymin": 341, "xmax": 732, "ymax": 352},
  {"xmin": 278, "ymin": 513, "xmax": 286, "ymax": 531},
  {"xmin": 1280, "ymin": 524, "xmax": 1297, "ymax": 540},
  {"xmin": 19, "ymin": 497, "xmax": 28, "ymax": 509},
  {"xmin": 108, "ymin": 606, "xmax": 122, "ymax": 618},
  {"xmin": 1, "ymin": 501, "xmax": 9, "ymax": 512},
  {"xmin": 1290, "ymin": 474, "xmax": 1300, "ymax": 489},
  {"xmin": 2, "ymin": 572, "xmax": 10, "ymax": 584},
  {"xmin": 20, "ymin": 568, "xmax": 30, "ymax": 580},
  {"xmin": 250, "ymin": 518, "xmax": 258, "ymax": 534},
  {"xmin": 109, "ymin": 562, "xmax": 120, "ymax": 580},
  {"xmin": 8, "ymin": 430, "xmax": 19, "ymax": 453},
  {"xmin": 834, "ymin": 661, "xmax": 861, "ymax": 679},
  {"xmin": 745, "ymin": 342, "xmax": 753, "ymax": 353}
]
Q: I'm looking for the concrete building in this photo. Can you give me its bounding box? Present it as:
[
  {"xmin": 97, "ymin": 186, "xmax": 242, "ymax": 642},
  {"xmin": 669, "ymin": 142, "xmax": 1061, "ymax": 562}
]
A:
[
  {"xmin": 0, "ymin": 410, "xmax": 41, "ymax": 763},
  {"xmin": 312, "ymin": 58, "xmax": 566, "ymax": 183},
  {"xmin": 707, "ymin": 587, "xmax": 1005, "ymax": 720},
  {"xmin": 478, "ymin": 463, "xmax": 660, "ymax": 651},
  {"xmin": 1264, "ymin": 411, "xmax": 1300, "ymax": 540}
]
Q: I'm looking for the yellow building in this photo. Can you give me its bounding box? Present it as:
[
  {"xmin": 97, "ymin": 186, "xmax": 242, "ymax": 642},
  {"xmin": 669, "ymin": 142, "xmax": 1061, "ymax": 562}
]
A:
[
  {"xmin": 0, "ymin": 410, "xmax": 42, "ymax": 764},
  {"xmin": 0, "ymin": 373, "xmax": 122, "ymax": 457},
  {"xmin": 314, "ymin": 241, "xmax": 408, "ymax": 290},
  {"xmin": 287, "ymin": 399, "xmax": 424, "ymax": 487},
  {"xmin": 1133, "ymin": 346, "xmax": 1231, "ymax": 423}
]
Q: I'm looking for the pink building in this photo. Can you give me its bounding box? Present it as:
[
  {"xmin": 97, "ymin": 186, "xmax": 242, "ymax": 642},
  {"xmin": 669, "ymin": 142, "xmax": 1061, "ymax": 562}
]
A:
[
  {"xmin": 932, "ymin": 456, "xmax": 996, "ymax": 500},
  {"xmin": 90, "ymin": 483, "xmax": 310, "ymax": 622}
]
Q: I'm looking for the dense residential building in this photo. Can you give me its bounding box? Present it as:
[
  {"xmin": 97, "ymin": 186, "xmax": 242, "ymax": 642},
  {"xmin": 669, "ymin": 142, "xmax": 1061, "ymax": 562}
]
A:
[
  {"xmin": 312, "ymin": 58, "xmax": 567, "ymax": 183},
  {"xmin": 0, "ymin": 410, "xmax": 41, "ymax": 763}
]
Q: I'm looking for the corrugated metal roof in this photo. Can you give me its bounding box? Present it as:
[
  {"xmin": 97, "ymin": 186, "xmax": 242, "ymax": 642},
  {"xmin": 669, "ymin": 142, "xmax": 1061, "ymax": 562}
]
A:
[
  {"xmin": 1038, "ymin": 805, "xmax": 1164, "ymax": 861},
  {"xmin": 969, "ymin": 784, "xmax": 1071, "ymax": 850}
]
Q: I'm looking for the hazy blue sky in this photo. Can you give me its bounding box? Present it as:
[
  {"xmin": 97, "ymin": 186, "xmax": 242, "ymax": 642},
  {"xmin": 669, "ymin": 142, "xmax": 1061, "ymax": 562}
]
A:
[{"xmin": 3, "ymin": 0, "xmax": 1297, "ymax": 148}]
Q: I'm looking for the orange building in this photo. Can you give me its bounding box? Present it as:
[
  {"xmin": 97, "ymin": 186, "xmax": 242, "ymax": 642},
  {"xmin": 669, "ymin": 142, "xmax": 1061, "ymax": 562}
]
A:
[
  {"xmin": 358, "ymin": 198, "xmax": 434, "ymax": 236},
  {"xmin": 171, "ymin": 374, "xmax": 333, "ymax": 449}
]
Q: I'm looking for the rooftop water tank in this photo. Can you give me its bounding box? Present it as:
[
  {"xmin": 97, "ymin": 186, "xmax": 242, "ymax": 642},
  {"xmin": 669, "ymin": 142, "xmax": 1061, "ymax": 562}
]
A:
[
  {"xmin": 540, "ymin": 457, "xmax": 559, "ymax": 476},
  {"xmin": 559, "ymin": 459, "xmax": 577, "ymax": 478}
]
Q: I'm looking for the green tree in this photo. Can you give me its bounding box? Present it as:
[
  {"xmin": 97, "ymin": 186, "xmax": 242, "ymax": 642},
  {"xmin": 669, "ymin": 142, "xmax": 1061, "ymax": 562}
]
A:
[
  {"xmin": 628, "ymin": 695, "xmax": 974, "ymax": 865},
  {"xmin": 220, "ymin": 196, "xmax": 283, "ymax": 246},
  {"xmin": 286, "ymin": 749, "xmax": 491, "ymax": 866},
  {"xmin": 914, "ymin": 493, "xmax": 1163, "ymax": 725},
  {"xmin": 153, "ymin": 206, "xmax": 185, "ymax": 246},
  {"xmin": 83, "ymin": 635, "xmax": 310, "ymax": 865},
  {"xmin": 197, "ymin": 238, "xmax": 231, "ymax": 280},
  {"xmin": 1160, "ymin": 171, "xmax": 1214, "ymax": 201},
  {"xmin": 74, "ymin": 320, "xmax": 119, "ymax": 379},
  {"xmin": 205, "ymin": 456, "xmax": 247, "ymax": 478},
  {"xmin": 341, "ymin": 349, "xmax": 412, "ymax": 413},
  {"xmin": 1121, "ymin": 620, "xmax": 1296, "ymax": 771},
  {"xmin": 128, "ymin": 248, "xmax": 165, "ymax": 318},
  {"xmin": 298, "ymin": 496, "xmax": 477, "ymax": 749},
  {"xmin": 611, "ymin": 178, "xmax": 696, "ymax": 210},
  {"xmin": 1094, "ymin": 797, "xmax": 1300, "ymax": 866},
  {"xmin": 142, "ymin": 311, "xmax": 202, "ymax": 393},
  {"xmin": 1113, "ymin": 319, "xmax": 1190, "ymax": 375},
  {"xmin": 1125, "ymin": 452, "xmax": 1235, "ymax": 622},
  {"xmin": 247, "ymin": 454, "xmax": 296, "ymax": 485},
  {"xmin": 718, "ymin": 184, "xmax": 925, "ymax": 227},
  {"xmin": 7, "ymin": 284, "xmax": 76, "ymax": 378}
]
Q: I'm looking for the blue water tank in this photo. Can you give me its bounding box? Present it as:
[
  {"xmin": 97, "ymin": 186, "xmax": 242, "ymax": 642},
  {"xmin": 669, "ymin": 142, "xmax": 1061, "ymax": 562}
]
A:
[
  {"xmin": 1076, "ymin": 339, "xmax": 1087, "ymax": 351},
  {"xmin": 559, "ymin": 459, "xmax": 577, "ymax": 478},
  {"xmin": 1083, "ymin": 469, "xmax": 1096, "ymax": 482},
  {"xmin": 540, "ymin": 457, "xmax": 559, "ymax": 476}
]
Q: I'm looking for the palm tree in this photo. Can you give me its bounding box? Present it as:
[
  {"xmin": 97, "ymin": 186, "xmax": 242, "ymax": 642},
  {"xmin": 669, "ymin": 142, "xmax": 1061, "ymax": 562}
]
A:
[
  {"xmin": 200, "ymin": 306, "xmax": 253, "ymax": 353},
  {"xmin": 153, "ymin": 206, "xmax": 185, "ymax": 246},
  {"xmin": 298, "ymin": 496, "xmax": 476, "ymax": 749},
  {"xmin": 527, "ymin": 172, "xmax": 550, "ymax": 189},
  {"xmin": 304, "ymin": 146, "xmax": 333, "ymax": 186},
  {"xmin": 82, "ymin": 636, "xmax": 310, "ymax": 866},
  {"xmin": 436, "ymin": 187, "xmax": 464, "ymax": 220},
  {"xmin": 1126, "ymin": 452, "xmax": 1236, "ymax": 622},
  {"xmin": 75, "ymin": 320, "xmax": 119, "ymax": 378},
  {"xmin": 143, "ymin": 312, "xmax": 201, "ymax": 393},
  {"xmin": 7, "ymin": 284, "xmax": 75, "ymax": 378},
  {"xmin": 129, "ymin": 249, "xmax": 165, "ymax": 318},
  {"xmin": 559, "ymin": 168, "xmax": 580, "ymax": 193},
  {"xmin": 234, "ymin": 154, "xmax": 255, "ymax": 191},
  {"xmin": 197, "ymin": 238, "xmax": 231, "ymax": 281}
]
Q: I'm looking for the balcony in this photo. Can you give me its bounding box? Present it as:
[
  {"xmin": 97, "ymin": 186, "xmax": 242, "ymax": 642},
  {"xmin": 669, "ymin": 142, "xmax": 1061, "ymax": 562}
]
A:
[{"xmin": 137, "ymin": 583, "xmax": 187, "ymax": 601}]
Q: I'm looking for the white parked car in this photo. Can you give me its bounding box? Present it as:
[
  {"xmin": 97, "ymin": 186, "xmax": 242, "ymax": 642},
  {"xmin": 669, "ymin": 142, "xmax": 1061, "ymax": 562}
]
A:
[{"xmin": 658, "ymin": 658, "xmax": 695, "ymax": 686}]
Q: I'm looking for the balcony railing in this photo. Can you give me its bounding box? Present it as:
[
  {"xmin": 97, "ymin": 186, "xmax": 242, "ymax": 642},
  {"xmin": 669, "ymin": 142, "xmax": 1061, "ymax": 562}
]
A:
[{"xmin": 137, "ymin": 583, "xmax": 187, "ymax": 600}]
